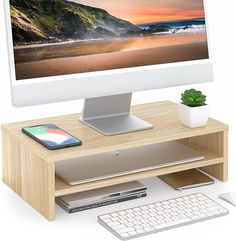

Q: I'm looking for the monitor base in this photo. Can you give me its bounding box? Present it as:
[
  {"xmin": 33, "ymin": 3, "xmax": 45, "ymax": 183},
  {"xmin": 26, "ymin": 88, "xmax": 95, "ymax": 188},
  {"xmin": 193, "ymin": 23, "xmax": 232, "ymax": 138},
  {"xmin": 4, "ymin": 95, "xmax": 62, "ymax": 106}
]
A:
[
  {"xmin": 80, "ymin": 113, "xmax": 153, "ymax": 136},
  {"xmin": 80, "ymin": 93, "xmax": 153, "ymax": 136}
]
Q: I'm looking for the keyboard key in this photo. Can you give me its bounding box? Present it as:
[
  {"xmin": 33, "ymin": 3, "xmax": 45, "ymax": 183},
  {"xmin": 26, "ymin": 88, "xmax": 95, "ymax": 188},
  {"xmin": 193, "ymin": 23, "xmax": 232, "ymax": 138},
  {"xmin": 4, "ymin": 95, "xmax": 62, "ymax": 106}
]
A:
[
  {"xmin": 148, "ymin": 217, "xmax": 156, "ymax": 222},
  {"xmin": 126, "ymin": 209, "xmax": 133, "ymax": 213},
  {"xmin": 118, "ymin": 227, "xmax": 135, "ymax": 234},
  {"xmin": 206, "ymin": 212, "xmax": 214, "ymax": 217},
  {"xmin": 113, "ymin": 224, "xmax": 127, "ymax": 230},
  {"xmin": 109, "ymin": 221, "xmax": 121, "ymax": 227},
  {"xmin": 142, "ymin": 223, "xmax": 151, "ymax": 228},
  {"xmin": 196, "ymin": 193, "xmax": 204, "ymax": 197},
  {"xmin": 120, "ymin": 215, "xmax": 127, "ymax": 220},
  {"xmin": 127, "ymin": 213, "xmax": 135, "ymax": 218},
  {"xmin": 126, "ymin": 222, "xmax": 135, "ymax": 227},
  {"xmin": 100, "ymin": 214, "xmax": 111, "ymax": 220},
  {"xmin": 149, "ymin": 221, "xmax": 157, "ymax": 226},
  {"xmin": 134, "ymin": 225, "xmax": 142, "ymax": 230},
  {"xmin": 120, "ymin": 233, "xmax": 130, "ymax": 238},
  {"xmin": 136, "ymin": 229, "xmax": 145, "ymax": 234},
  {"xmin": 154, "ymin": 218, "xmax": 191, "ymax": 230},
  {"xmin": 129, "ymin": 231, "xmax": 138, "ymax": 236},
  {"xmin": 140, "ymin": 206, "xmax": 148, "ymax": 210},
  {"xmin": 111, "ymin": 217, "xmax": 120, "ymax": 222},
  {"xmin": 103, "ymin": 218, "xmax": 112, "ymax": 223},
  {"xmin": 144, "ymin": 227, "xmax": 155, "ymax": 232},
  {"xmin": 219, "ymin": 208, "xmax": 228, "ymax": 214},
  {"xmin": 118, "ymin": 211, "xmax": 126, "ymax": 215}
]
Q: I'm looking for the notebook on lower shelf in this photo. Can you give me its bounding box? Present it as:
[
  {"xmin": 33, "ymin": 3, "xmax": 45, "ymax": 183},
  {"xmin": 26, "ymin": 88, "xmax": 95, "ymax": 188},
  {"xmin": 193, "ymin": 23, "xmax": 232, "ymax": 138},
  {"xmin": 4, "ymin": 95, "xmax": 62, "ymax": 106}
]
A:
[{"xmin": 159, "ymin": 168, "xmax": 214, "ymax": 191}]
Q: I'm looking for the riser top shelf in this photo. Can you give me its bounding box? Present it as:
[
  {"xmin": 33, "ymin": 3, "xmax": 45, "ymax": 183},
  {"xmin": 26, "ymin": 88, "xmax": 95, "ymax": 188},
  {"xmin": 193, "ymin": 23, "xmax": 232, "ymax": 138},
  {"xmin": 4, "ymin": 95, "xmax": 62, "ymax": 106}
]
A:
[{"xmin": 2, "ymin": 101, "xmax": 228, "ymax": 162}]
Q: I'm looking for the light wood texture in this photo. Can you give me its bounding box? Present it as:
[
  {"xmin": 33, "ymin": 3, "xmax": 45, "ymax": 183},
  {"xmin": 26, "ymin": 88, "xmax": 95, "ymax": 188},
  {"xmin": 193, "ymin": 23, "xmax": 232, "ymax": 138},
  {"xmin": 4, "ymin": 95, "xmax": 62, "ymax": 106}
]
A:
[
  {"xmin": 1, "ymin": 101, "xmax": 228, "ymax": 220},
  {"xmin": 2, "ymin": 128, "xmax": 55, "ymax": 221},
  {"xmin": 180, "ymin": 131, "xmax": 228, "ymax": 181},
  {"xmin": 2, "ymin": 129, "xmax": 55, "ymax": 220},
  {"xmin": 2, "ymin": 101, "xmax": 228, "ymax": 162},
  {"xmin": 2, "ymin": 128, "xmax": 22, "ymax": 196},
  {"xmin": 20, "ymin": 147, "xmax": 55, "ymax": 221},
  {"xmin": 200, "ymin": 131, "xmax": 228, "ymax": 181}
]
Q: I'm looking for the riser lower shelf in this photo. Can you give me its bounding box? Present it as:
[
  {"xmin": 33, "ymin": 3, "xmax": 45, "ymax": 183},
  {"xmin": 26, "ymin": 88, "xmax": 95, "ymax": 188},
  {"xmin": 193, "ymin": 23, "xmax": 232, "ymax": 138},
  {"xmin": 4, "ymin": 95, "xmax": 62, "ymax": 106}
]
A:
[{"xmin": 55, "ymin": 149, "xmax": 223, "ymax": 197}]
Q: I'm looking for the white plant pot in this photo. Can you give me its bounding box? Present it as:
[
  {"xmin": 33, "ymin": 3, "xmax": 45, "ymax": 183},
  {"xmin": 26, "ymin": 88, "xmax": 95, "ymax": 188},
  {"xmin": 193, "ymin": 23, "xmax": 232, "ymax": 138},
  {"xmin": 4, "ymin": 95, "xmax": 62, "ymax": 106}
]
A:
[{"xmin": 178, "ymin": 103, "xmax": 209, "ymax": 128}]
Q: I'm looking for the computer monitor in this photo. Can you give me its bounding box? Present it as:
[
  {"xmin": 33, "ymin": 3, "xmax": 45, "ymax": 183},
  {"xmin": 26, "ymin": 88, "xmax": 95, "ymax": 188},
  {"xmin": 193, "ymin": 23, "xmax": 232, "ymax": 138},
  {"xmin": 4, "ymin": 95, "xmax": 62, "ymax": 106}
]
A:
[{"xmin": 4, "ymin": 0, "xmax": 212, "ymax": 135}]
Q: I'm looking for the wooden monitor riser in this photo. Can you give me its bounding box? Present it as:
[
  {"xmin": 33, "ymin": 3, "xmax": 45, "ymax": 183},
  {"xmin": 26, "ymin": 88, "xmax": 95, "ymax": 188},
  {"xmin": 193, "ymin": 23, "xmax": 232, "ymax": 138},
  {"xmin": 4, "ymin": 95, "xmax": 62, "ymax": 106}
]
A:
[{"xmin": 1, "ymin": 101, "xmax": 228, "ymax": 221}]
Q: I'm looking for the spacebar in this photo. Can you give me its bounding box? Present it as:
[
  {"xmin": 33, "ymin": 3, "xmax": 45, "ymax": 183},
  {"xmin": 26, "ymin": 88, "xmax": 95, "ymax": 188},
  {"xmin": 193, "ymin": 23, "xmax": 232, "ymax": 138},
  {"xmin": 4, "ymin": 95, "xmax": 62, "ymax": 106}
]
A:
[{"xmin": 153, "ymin": 218, "xmax": 192, "ymax": 231}]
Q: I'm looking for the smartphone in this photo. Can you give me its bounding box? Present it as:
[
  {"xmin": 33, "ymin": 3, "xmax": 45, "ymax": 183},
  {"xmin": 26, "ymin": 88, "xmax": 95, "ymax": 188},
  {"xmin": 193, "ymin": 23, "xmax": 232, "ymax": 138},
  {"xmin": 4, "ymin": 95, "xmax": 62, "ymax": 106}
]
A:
[{"xmin": 22, "ymin": 124, "xmax": 82, "ymax": 150}]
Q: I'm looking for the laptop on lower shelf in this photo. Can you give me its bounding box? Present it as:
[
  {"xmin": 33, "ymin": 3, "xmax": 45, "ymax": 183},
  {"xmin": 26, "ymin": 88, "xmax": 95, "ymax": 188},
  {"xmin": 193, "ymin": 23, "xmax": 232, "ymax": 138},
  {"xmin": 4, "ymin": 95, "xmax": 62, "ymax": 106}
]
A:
[{"xmin": 56, "ymin": 141, "xmax": 204, "ymax": 186}]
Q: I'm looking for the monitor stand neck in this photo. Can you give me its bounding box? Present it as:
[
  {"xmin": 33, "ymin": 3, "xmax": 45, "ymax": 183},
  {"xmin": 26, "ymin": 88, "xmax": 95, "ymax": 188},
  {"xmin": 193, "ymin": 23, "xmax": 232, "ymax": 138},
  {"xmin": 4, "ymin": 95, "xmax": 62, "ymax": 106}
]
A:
[{"xmin": 80, "ymin": 93, "xmax": 153, "ymax": 136}]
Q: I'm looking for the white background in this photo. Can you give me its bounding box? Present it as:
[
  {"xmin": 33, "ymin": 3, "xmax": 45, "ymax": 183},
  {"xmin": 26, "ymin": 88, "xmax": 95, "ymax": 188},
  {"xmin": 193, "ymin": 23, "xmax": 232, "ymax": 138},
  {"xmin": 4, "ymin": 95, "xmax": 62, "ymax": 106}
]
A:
[{"xmin": 0, "ymin": 0, "xmax": 236, "ymax": 240}]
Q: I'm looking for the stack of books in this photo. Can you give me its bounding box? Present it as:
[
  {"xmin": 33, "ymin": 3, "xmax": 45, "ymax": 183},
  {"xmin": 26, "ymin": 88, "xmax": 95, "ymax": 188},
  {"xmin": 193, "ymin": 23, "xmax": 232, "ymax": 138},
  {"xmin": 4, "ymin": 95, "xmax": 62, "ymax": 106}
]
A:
[{"xmin": 56, "ymin": 181, "xmax": 147, "ymax": 213}]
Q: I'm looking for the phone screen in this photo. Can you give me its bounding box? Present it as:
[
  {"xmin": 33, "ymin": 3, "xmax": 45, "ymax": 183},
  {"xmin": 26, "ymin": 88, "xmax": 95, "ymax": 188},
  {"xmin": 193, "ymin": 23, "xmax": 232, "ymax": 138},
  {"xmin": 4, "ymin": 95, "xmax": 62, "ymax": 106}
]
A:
[{"xmin": 23, "ymin": 124, "xmax": 82, "ymax": 149}]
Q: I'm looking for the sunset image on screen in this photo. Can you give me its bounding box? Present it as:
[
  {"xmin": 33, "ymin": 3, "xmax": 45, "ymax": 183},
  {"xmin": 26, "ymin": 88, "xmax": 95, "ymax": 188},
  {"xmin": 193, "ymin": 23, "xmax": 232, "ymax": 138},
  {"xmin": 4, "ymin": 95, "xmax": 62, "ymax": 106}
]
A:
[
  {"xmin": 11, "ymin": 0, "xmax": 209, "ymax": 80},
  {"xmin": 81, "ymin": 0, "xmax": 205, "ymax": 24}
]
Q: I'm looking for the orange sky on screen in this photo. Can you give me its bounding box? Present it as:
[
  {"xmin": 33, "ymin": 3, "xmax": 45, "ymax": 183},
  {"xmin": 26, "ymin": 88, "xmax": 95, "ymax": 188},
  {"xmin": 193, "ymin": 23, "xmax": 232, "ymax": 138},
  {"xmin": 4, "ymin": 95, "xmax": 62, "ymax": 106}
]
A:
[
  {"xmin": 76, "ymin": 0, "xmax": 205, "ymax": 25},
  {"xmin": 113, "ymin": 8, "xmax": 205, "ymax": 24}
]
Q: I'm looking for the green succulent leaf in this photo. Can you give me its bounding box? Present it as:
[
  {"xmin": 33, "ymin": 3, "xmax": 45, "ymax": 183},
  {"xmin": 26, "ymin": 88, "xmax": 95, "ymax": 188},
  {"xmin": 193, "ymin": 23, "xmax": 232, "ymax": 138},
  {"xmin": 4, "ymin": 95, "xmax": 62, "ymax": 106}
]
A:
[{"xmin": 181, "ymin": 89, "xmax": 207, "ymax": 107}]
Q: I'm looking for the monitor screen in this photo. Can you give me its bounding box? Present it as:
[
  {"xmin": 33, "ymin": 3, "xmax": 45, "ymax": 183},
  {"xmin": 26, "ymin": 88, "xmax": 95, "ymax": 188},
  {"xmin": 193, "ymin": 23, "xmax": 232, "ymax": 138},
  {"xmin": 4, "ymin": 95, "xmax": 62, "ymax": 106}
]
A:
[{"xmin": 10, "ymin": 0, "xmax": 209, "ymax": 81}]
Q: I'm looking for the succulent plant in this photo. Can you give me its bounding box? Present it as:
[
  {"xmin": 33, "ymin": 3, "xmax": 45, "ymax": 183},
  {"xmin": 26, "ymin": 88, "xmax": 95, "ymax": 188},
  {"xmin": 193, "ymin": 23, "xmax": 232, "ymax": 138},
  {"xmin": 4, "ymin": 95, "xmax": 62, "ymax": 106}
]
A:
[{"xmin": 181, "ymin": 89, "xmax": 207, "ymax": 107}]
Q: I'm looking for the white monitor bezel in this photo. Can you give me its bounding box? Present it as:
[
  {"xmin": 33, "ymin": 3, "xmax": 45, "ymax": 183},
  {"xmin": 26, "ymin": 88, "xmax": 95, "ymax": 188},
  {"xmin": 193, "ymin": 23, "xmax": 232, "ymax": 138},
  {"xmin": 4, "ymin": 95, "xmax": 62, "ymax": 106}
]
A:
[{"xmin": 4, "ymin": 0, "xmax": 213, "ymax": 106}]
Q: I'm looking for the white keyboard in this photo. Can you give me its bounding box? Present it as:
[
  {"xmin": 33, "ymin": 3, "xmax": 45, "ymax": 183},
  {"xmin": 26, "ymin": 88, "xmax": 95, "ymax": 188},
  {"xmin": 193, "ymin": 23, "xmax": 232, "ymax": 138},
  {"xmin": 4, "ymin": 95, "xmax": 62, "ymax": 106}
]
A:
[{"xmin": 98, "ymin": 193, "xmax": 228, "ymax": 240}]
